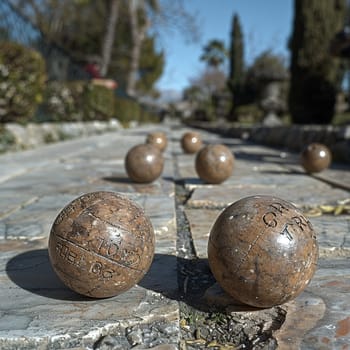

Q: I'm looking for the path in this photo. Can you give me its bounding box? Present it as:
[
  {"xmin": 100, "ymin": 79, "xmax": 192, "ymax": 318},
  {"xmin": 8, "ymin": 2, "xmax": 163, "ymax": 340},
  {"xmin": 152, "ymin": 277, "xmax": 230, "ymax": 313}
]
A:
[{"xmin": 0, "ymin": 123, "xmax": 349, "ymax": 349}]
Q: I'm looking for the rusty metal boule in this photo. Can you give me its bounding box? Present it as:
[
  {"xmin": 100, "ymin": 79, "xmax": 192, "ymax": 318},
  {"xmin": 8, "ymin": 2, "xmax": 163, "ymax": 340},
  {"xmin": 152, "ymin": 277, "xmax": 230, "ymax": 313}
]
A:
[
  {"xmin": 181, "ymin": 131, "xmax": 202, "ymax": 154},
  {"xmin": 146, "ymin": 132, "xmax": 167, "ymax": 152},
  {"xmin": 195, "ymin": 144, "xmax": 234, "ymax": 184},
  {"xmin": 125, "ymin": 144, "xmax": 164, "ymax": 183},
  {"xmin": 300, "ymin": 143, "xmax": 332, "ymax": 173},
  {"xmin": 208, "ymin": 195, "xmax": 318, "ymax": 308},
  {"xmin": 48, "ymin": 191, "xmax": 155, "ymax": 298}
]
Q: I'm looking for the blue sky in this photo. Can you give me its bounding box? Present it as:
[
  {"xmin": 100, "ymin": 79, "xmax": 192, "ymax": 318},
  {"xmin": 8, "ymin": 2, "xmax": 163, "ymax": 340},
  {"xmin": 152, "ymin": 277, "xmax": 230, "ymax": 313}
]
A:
[{"xmin": 156, "ymin": 0, "xmax": 293, "ymax": 94}]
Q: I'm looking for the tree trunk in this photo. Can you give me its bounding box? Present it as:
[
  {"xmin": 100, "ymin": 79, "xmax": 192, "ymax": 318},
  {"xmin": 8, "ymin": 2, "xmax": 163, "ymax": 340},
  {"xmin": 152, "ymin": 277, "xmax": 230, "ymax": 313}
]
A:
[
  {"xmin": 127, "ymin": 0, "xmax": 148, "ymax": 97},
  {"xmin": 100, "ymin": 0, "xmax": 119, "ymax": 77}
]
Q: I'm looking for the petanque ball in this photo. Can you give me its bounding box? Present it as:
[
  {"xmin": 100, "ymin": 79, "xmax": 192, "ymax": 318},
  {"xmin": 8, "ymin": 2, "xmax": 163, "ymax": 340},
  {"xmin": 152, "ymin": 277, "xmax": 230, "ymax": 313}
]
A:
[
  {"xmin": 146, "ymin": 132, "xmax": 167, "ymax": 152},
  {"xmin": 48, "ymin": 191, "xmax": 155, "ymax": 298},
  {"xmin": 208, "ymin": 195, "xmax": 318, "ymax": 308},
  {"xmin": 181, "ymin": 131, "xmax": 203, "ymax": 154},
  {"xmin": 125, "ymin": 144, "xmax": 164, "ymax": 183},
  {"xmin": 195, "ymin": 144, "xmax": 234, "ymax": 184},
  {"xmin": 300, "ymin": 143, "xmax": 332, "ymax": 173}
]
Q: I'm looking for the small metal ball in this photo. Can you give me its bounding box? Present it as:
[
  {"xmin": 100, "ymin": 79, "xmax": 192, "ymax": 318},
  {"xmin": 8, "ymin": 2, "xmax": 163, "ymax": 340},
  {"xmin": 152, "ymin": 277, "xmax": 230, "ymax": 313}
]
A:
[
  {"xmin": 125, "ymin": 144, "xmax": 164, "ymax": 183},
  {"xmin": 208, "ymin": 195, "xmax": 318, "ymax": 308},
  {"xmin": 146, "ymin": 132, "xmax": 167, "ymax": 152},
  {"xmin": 181, "ymin": 132, "xmax": 203, "ymax": 154},
  {"xmin": 48, "ymin": 191, "xmax": 155, "ymax": 298},
  {"xmin": 300, "ymin": 143, "xmax": 332, "ymax": 173},
  {"xmin": 195, "ymin": 144, "xmax": 234, "ymax": 184}
]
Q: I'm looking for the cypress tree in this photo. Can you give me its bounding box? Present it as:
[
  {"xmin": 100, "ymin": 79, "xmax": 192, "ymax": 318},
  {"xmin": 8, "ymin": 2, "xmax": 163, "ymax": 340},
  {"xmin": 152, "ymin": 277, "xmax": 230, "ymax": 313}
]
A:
[
  {"xmin": 228, "ymin": 14, "xmax": 244, "ymax": 90},
  {"xmin": 289, "ymin": 0, "xmax": 346, "ymax": 124},
  {"xmin": 227, "ymin": 13, "xmax": 244, "ymax": 119}
]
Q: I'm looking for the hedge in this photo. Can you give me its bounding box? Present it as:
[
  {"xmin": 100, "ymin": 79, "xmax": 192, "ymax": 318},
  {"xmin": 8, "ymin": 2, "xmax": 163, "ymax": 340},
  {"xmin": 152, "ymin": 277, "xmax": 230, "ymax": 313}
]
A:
[
  {"xmin": 38, "ymin": 81, "xmax": 116, "ymax": 122},
  {"xmin": 0, "ymin": 41, "xmax": 46, "ymax": 123}
]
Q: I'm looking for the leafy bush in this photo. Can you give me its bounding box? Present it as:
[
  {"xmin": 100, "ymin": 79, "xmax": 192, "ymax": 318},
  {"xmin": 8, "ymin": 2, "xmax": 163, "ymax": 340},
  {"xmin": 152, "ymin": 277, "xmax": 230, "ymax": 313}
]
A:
[
  {"xmin": 40, "ymin": 82, "xmax": 158, "ymax": 125},
  {"xmin": 85, "ymin": 83, "xmax": 116, "ymax": 120},
  {"xmin": 234, "ymin": 104, "xmax": 263, "ymax": 124},
  {"xmin": 39, "ymin": 81, "xmax": 115, "ymax": 122},
  {"xmin": 113, "ymin": 96, "xmax": 160, "ymax": 126},
  {"xmin": 0, "ymin": 41, "xmax": 46, "ymax": 123},
  {"xmin": 139, "ymin": 109, "xmax": 160, "ymax": 124},
  {"xmin": 114, "ymin": 96, "xmax": 141, "ymax": 125}
]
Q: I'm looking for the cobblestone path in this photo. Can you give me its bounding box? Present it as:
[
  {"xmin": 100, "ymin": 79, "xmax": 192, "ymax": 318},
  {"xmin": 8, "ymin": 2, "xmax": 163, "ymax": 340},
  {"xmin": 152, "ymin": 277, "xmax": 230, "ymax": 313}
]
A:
[{"xmin": 0, "ymin": 124, "xmax": 349, "ymax": 349}]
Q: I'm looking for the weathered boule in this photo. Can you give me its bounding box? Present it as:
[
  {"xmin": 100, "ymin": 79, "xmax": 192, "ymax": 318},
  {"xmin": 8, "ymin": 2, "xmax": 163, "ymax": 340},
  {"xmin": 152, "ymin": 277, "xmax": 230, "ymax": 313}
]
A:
[
  {"xmin": 208, "ymin": 195, "xmax": 318, "ymax": 308},
  {"xmin": 146, "ymin": 132, "xmax": 167, "ymax": 152},
  {"xmin": 195, "ymin": 144, "xmax": 234, "ymax": 184},
  {"xmin": 48, "ymin": 191, "xmax": 155, "ymax": 298},
  {"xmin": 300, "ymin": 143, "xmax": 332, "ymax": 173},
  {"xmin": 181, "ymin": 131, "xmax": 203, "ymax": 154},
  {"xmin": 125, "ymin": 144, "xmax": 164, "ymax": 183}
]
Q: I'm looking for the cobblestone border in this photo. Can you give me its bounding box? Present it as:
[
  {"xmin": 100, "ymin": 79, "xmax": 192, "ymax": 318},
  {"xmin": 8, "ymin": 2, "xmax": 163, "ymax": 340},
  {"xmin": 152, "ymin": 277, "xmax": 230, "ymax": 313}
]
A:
[
  {"xmin": 188, "ymin": 122, "xmax": 350, "ymax": 163},
  {"xmin": 0, "ymin": 119, "xmax": 123, "ymax": 153}
]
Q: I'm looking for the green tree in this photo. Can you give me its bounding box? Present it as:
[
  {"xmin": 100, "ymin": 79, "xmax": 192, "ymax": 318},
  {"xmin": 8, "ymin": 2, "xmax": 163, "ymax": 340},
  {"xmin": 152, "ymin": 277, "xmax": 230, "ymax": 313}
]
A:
[
  {"xmin": 200, "ymin": 39, "xmax": 227, "ymax": 69},
  {"xmin": 9, "ymin": 0, "xmax": 164, "ymax": 96},
  {"xmin": 289, "ymin": 0, "xmax": 346, "ymax": 124},
  {"xmin": 228, "ymin": 14, "xmax": 244, "ymax": 91},
  {"xmin": 246, "ymin": 51, "xmax": 287, "ymax": 87},
  {"xmin": 9, "ymin": 0, "xmax": 198, "ymax": 98},
  {"xmin": 227, "ymin": 13, "xmax": 244, "ymax": 120}
]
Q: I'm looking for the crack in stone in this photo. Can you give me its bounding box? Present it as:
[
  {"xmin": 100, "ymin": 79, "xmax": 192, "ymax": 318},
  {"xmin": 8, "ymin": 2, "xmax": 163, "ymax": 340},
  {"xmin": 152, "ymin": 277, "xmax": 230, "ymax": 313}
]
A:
[{"xmin": 172, "ymin": 155, "xmax": 197, "ymax": 260}]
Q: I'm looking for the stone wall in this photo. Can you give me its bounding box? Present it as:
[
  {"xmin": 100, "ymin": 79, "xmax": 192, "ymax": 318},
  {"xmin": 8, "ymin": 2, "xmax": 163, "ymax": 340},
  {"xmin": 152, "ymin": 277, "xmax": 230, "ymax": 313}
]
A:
[
  {"xmin": 0, "ymin": 119, "xmax": 122, "ymax": 153},
  {"xmin": 189, "ymin": 122, "xmax": 350, "ymax": 163}
]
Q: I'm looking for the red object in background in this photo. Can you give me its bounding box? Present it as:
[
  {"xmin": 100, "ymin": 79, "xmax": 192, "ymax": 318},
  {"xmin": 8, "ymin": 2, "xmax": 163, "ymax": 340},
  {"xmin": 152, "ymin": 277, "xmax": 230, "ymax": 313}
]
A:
[
  {"xmin": 85, "ymin": 62, "xmax": 117, "ymax": 90},
  {"xmin": 84, "ymin": 63, "xmax": 101, "ymax": 79}
]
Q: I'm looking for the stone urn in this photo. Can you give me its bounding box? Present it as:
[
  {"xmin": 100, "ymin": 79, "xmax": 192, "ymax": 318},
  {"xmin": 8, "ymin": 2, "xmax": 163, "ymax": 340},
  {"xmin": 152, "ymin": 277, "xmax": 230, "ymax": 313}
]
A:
[{"xmin": 259, "ymin": 79, "xmax": 286, "ymax": 126}]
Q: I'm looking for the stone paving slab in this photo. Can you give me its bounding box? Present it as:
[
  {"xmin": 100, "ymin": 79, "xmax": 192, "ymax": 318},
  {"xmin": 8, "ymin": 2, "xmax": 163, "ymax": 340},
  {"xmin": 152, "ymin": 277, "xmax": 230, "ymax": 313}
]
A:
[
  {"xmin": 286, "ymin": 162, "xmax": 350, "ymax": 191},
  {"xmin": 185, "ymin": 208, "xmax": 350, "ymax": 258},
  {"xmin": 275, "ymin": 258, "xmax": 350, "ymax": 349},
  {"xmin": 177, "ymin": 148, "xmax": 350, "ymax": 209},
  {"xmin": 0, "ymin": 134, "xmax": 117, "ymax": 182},
  {"xmin": 0, "ymin": 247, "xmax": 179, "ymax": 349},
  {"xmin": 186, "ymin": 180, "xmax": 349, "ymax": 209},
  {"xmin": 200, "ymin": 258, "xmax": 350, "ymax": 349}
]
